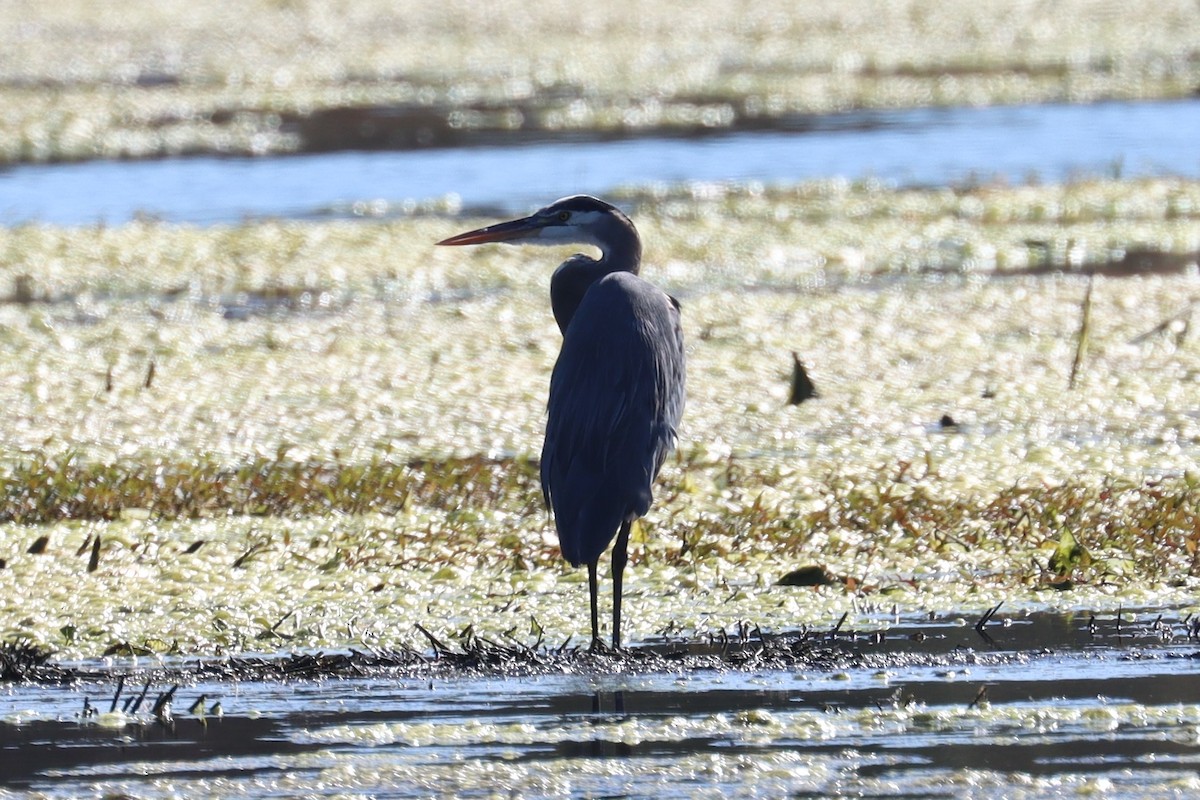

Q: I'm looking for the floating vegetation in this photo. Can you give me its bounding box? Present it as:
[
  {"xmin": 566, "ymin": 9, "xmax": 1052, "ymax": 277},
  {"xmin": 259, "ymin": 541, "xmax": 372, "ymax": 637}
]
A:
[
  {"xmin": 3, "ymin": 3, "xmax": 1200, "ymax": 162},
  {"xmin": 1, "ymin": 449, "xmax": 1198, "ymax": 661},
  {"xmin": 1, "ymin": 179, "xmax": 1199, "ymax": 660}
]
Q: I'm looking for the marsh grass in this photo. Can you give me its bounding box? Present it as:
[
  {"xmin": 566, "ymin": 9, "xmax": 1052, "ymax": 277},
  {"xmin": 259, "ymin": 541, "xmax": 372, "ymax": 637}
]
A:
[
  {"xmin": 6, "ymin": 452, "xmax": 1198, "ymax": 584},
  {"xmin": 0, "ymin": 454, "xmax": 538, "ymax": 524},
  {"xmin": 1, "ymin": 450, "xmax": 1197, "ymax": 660}
]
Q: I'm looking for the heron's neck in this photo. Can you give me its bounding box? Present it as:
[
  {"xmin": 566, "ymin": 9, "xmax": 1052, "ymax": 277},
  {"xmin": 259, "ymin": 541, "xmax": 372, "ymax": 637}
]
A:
[{"xmin": 549, "ymin": 237, "xmax": 641, "ymax": 335}]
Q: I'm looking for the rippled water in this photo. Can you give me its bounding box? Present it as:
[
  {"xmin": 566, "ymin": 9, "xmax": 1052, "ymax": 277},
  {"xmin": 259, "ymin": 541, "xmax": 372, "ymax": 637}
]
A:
[
  {"xmin": 4, "ymin": 100, "xmax": 1200, "ymax": 796},
  {"xmin": 4, "ymin": 610, "xmax": 1200, "ymax": 797},
  {"xmin": 2, "ymin": 99, "xmax": 1199, "ymax": 226}
]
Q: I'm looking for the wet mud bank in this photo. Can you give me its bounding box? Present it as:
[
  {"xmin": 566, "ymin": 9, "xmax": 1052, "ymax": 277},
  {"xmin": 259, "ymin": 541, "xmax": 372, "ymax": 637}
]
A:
[
  {"xmin": 279, "ymin": 96, "xmax": 902, "ymax": 154},
  {"xmin": 4, "ymin": 606, "xmax": 1198, "ymax": 686}
]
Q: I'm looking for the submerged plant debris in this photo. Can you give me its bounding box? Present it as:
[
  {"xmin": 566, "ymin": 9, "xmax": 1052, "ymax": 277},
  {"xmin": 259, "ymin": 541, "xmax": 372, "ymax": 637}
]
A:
[
  {"xmin": 5, "ymin": 603, "xmax": 1198, "ymax": 686},
  {"xmin": 0, "ymin": 624, "xmax": 971, "ymax": 685}
]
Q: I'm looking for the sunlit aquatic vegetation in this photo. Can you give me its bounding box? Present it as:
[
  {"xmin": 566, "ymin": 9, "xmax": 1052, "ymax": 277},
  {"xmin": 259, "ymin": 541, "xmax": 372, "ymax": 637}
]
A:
[
  {"xmin": 3, "ymin": 1, "xmax": 1200, "ymax": 162},
  {"xmin": 0, "ymin": 179, "xmax": 1198, "ymax": 657}
]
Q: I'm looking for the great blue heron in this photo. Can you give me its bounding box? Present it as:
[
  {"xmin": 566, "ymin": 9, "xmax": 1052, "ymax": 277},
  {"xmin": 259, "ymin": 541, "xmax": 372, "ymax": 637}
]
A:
[{"xmin": 437, "ymin": 195, "xmax": 686, "ymax": 649}]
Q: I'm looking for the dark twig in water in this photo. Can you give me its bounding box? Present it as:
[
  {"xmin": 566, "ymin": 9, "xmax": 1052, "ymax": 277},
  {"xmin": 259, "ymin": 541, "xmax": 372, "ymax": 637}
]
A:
[
  {"xmin": 231, "ymin": 542, "xmax": 270, "ymax": 569},
  {"xmin": 528, "ymin": 617, "xmax": 545, "ymax": 650},
  {"xmin": 1068, "ymin": 273, "xmax": 1095, "ymax": 390},
  {"xmin": 151, "ymin": 684, "xmax": 179, "ymax": 729},
  {"xmin": 788, "ymin": 352, "xmax": 819, "ymax": 405},
  {"xmin": 415, "ymin": 624, "xmax": 454, "ymax": 658},
  {"xmin": 126, "ymin": 680, "xmax": 152, "ymax": 714},
  {"xmin": 87, "ymin": 534, "xmax": 102, "ymax": 573},
  {"xmin": 108, "ymin": 675, "xmax": 125, "ymax": 713},
  {"xmin": 1128, "ymin": 299, "xmax": 1195, "ymax": 346},
  {"xmin": 828, "ymin": 612, "xmax": 849, "ymax": 640},
  {"xmin": 267, "ymin": 610, "xmax": 294, "ymax": 636},
  {"xmin": 975, "ymin": 602, "xmax": 1003, "ymax": 644},
  {"xmin": 968, "ymin": 685, "xmax": 989, "ymax": 709}
]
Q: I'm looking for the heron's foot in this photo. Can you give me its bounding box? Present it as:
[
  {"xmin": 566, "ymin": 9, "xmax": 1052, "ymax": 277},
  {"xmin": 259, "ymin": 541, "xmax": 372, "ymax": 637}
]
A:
[{"xmin": 588, "ymin": 636, "xmax": 618, "ymax": 655}]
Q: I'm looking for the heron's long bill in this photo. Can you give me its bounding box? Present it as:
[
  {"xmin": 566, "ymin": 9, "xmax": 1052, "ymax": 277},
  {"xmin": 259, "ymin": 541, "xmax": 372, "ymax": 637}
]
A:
[{"xmin": 436, "ymin": 216, "xmax": 541, "ymax": 246}]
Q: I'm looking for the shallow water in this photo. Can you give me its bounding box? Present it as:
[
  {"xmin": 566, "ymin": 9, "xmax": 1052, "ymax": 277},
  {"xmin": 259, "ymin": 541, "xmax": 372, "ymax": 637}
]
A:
[
  {"xmin": 4, "ymin": 98, "xmax": 1200, "ymax": 796},
  {"xmin": 2, "ymin": 99, "xmax": 1199, "ymax": 226},
  {"xmin": 4, "ymin": 609, "xmax": 1200, "ymax": 797}
]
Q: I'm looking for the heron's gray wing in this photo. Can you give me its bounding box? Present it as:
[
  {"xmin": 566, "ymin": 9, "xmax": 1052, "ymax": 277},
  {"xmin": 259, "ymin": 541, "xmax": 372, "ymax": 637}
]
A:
[{"xmin": 541, "ymin": 272, "xmax": 685, "ymax": 566}]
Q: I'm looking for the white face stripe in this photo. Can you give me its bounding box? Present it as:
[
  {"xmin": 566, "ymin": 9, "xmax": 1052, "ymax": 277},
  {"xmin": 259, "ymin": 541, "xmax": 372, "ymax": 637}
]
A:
[
  {"xmin": 534, "ymin": 210, "xmax": 609, "ymax": 249},
  {"xmin": 562, "ymin": 210, "xmax": 606, "ymax": 228}
]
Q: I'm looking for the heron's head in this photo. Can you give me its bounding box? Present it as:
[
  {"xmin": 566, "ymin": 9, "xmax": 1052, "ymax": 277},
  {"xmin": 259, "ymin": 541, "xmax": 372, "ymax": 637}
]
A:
[{"xmin": 436, "ymin": 195, "xmax": 635, "ymax": 253}]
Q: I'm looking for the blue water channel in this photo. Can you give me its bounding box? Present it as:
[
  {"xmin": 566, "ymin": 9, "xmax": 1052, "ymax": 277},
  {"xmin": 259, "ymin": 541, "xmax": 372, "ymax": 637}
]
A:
[{"xmin": 2, "ymin": 99, "xmax": 1199, "ymax": 226}]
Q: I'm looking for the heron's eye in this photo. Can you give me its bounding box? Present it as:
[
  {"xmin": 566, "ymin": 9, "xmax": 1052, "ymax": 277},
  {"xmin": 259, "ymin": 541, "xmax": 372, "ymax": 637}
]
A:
[{"xmin": 557, "ymin": 211, "xmax": 570, "ymax": 222}]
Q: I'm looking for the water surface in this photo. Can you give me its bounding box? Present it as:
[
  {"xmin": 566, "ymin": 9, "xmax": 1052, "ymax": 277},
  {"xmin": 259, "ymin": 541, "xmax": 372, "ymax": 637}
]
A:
[
  {"xmin": 4, "ymin": 609, "xmax": 1200, "ymax": 797},
  {"xmin": 2, "ymin": 99, "xmax": 1198, "ymax": 226}
]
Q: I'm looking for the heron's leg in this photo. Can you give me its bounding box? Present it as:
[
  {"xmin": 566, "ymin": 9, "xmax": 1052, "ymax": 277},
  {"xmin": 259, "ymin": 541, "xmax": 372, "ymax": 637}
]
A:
[
  {"xmin": 611, "ymin": 520, "xmax": 633, "ymax": 650},
  {"xmin": 587, "ymin": 561, "xmax": 601, "ymax": 650}
]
